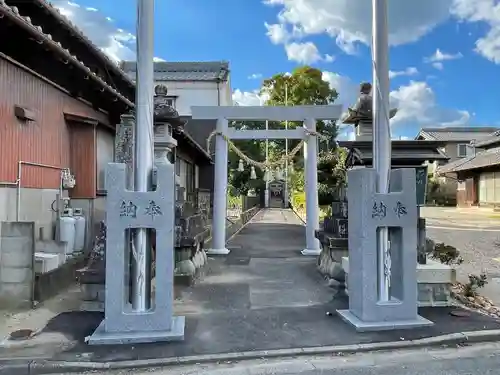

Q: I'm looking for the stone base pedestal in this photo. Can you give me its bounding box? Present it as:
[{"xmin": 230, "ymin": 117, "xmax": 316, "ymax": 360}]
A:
[
  {"xmin": 337, "ymin": 310, "xmax": 433, "ymax": 332},
  {"xmin": 342, "ymin": 257, "xmax": 456, "ymax": 307},
  {"xmin": 207, "ymin": 247, "xmax": 230, "ymax": 255},
  {"xmin": 301, "ymin": 247, "xmax": 321, "ymax": 256},
  {"xmin": 87, "ymin": 316, "xmax": 185, "ymax": 345}
]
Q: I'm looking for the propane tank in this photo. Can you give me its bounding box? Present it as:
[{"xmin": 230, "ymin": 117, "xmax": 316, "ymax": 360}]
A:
[
  {"xmin": 59, "ymin": 208, "xmax": 76, "ymax": 258},
  {"xmin": 73, "ymin": 208, "xmax": 86, "ymax": 253}
]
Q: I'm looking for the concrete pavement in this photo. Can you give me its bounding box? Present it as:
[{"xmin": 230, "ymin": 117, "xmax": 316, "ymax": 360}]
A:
[
  {"xmin": 1, "ymin": 209, "xmax": 500, "ymax": 374},
  {"xmin": 421, "ymin": 207, "xmax": 500, "ymax": 305},
  {"xmin": 46, "ymin": 341, "xmax": 500, "ymax": 375}
]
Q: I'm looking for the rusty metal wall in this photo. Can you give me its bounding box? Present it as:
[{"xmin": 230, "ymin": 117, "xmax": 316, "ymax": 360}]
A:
[{"xmin": 0, "ymin": 56, "xmax": 110, "ymax": 197}]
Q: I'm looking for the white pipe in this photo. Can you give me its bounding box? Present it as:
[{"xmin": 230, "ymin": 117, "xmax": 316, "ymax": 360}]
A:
[
  {"xmin": 132, "ymin": 0, "xmax": 155, "ymax": 311},
  {"xmin": 372, "ymin": 0, "xmax": 392, "ymax": 301}
]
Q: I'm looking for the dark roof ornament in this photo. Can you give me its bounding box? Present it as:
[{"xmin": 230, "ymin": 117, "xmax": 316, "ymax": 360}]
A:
[{"xmin": 153, "ymin": 84, "xmax": 186, "ymax": 132}]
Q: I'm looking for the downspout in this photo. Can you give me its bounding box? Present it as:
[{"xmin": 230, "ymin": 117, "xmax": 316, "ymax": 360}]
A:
[{"xmin": 216, "ymin": 78, "xmax": 221, "ymax": 106}]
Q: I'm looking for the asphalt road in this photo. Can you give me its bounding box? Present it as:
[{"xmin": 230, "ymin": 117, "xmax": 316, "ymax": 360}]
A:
[{"xmin": 62, "ymin": 342, "xmax": 500, "ymax": 375}]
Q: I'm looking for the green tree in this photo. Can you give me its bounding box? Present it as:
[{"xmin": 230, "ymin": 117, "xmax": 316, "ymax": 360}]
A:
[
  {"xmin": 260, "ymin": 66, "xmax": 340, "ymax": 160},
  {"xmin": 228, "ymin": 66, "xmax": 345, "ymax": 203},
  {"xmin": 317, "ymin": 147, "xmax": 348, "ymax": 205}
]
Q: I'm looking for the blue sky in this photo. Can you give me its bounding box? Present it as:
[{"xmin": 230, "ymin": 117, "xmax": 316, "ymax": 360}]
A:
[{"xmin": 54, "ymin": 0, "xmax": 500, "ymax": 140}]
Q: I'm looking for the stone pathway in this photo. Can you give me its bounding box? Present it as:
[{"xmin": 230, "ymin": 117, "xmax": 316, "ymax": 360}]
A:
[
  {"xmin": 0, "ymin": 209, "xmax": 499, "ymax": 364},
  {"xmin": 175, "ymin": 208, "xmax": 330, "ymax": 316}
]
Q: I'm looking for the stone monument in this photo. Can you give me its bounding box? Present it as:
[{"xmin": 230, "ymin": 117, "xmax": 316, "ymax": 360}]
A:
[
  {"xmin": 337, "ymin": 167, "xmax": 433, "ymax": 331},
  {"xmin": 86, "ymin": 86, "xmax": 187, "ymax": 345},
  {"xmin": 316, "ymin": 186, "xmax": 348, "ymax": 296},
  {"xmin": 342, "ymin": 82, "xmax": 397, "ymax": 141}
]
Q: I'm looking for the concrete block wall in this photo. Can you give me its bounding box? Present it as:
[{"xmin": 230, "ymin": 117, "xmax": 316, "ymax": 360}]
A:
[
  {"xmin": 0, "ymin": 222, "xmax": 35, "ymax": 309},
  {"xmin": 0, "ymin": 187, "xmax": 60, "ymax": 241}
]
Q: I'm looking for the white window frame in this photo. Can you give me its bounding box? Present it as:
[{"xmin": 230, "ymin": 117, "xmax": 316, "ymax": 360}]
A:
[
  {"xmin": 164, "ymin": 96, "xmax": 176, "ymax": 108},
  {"xmin": 457, "ymin": 143, "xmax": 468, "ymax": 158}
]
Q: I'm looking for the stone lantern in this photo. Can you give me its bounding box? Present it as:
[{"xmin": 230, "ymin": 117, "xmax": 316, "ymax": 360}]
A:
[{"xmin": 153, "ymin": 84, "xmax": 185, "ymax": 164}]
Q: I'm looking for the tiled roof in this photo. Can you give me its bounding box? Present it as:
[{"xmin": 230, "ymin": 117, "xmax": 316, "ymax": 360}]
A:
[
  {"xmin": 438, "ymin": 146, "xmax": 500, "ymax": 173},
  {"xmin": 35, "ymin": 0, "xmax": 135, "ymax": 88},
  {"xmin": 121, "ymin": 61, "xmax": 230, "ymax": 82},
  {"xmin": 0, "ymin": 1, "xmax": 133, "ymax": 107},
  {"xmin": 337, "ymin": 140, "xmax": 449, "ymax": 164},
  {"xmin": 416, "ymin": 127, "xmax": 499, "ymax": 142},
  {"xmin": 474, "ymin": 131, "xmax": 500, "ymax": 148}
]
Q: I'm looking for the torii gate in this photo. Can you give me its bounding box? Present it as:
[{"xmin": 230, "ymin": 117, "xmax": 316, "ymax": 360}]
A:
[{"xmin": 191, "ymin": 105, "xmax": 343, "ymax": 256}]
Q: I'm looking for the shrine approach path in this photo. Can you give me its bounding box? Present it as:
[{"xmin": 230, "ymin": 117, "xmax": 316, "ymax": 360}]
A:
[{"xmin": 175, "ymin": 207, "xmax": 331, "ymax": 314}]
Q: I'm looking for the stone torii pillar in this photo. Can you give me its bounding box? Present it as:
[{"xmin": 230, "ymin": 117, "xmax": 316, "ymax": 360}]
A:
[{"xmin": 191, "ymin": 105, "xmax": 343, "ymax": 256}]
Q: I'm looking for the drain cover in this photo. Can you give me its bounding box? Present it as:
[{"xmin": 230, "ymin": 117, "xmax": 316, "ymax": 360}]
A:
[
  {"xmin": 449, "ymin": 310, "xmax": 471, "ymax": 318},
  {"xmin": 9, "ymin": 329, "xmax": 34, "ymax": 341}
]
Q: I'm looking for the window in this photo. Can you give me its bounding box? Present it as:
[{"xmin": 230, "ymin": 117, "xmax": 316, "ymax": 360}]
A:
[
  {"xmin": 457, "ymin": 143, "xmax": 468, "ymax": 158},
  {"xmin": 165, "ymin": 97, "xmax": 176, "ymax": 108}
]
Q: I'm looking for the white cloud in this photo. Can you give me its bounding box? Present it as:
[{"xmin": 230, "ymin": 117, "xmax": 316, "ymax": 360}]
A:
[
  {"xmin": 248, "ymin": 73, "xmax": 263, "ymax": 80},
  {"xmin": 432, "ymin": 62, "xmax": 444, "ymax": 70},
  {"xmin": 285, "ymin": 42, "xmax": 322, "ymax": 64},
  {"xmin": 389, "ymin": 67, "xmax": 419, "ymax": 79},
  {"xmin": 52, "ymin": 0, "xmax": 163, "ymax": 63},
  {"xmin": 424, "ymin": 48, "xmax": 463, "ymax": 62},
  {"xmin": 234, "ymin": 72, "xmax": 470, "ymax": 136},
  {"xmin": 423, "ymin": 48, "xmax": 462, "ymax": 70},
  {"xmin": 390, "ymin": 81, "xmax": 470, "ymax": 127},
  {"xmin": 232, "ymin": 89, "xmax": 269, "ymax": 106},
  {"xmin": 263, "ymin": 0, "xmax": 453, "ymax": 55},
  {"xmin": 52, "ymin": 1, "xmax": 135, "ymax": 63},
  {"xmin": 281, "ymin": 41, "xmax": 335, "ymax": 64},
  {"xmin": 265, "ymin": 22, "xmax": 291, "ymax": 44},
  {"xmin": 324, "ymin": 54, "xmax": 335, "ymax": 62},
  {"xmin": 451, "ymin": 0, "xmax": 500, "ymax": 64},
  {"xmin": 321, "ymin": 72, "xmax": 359, "ymax": 106}
]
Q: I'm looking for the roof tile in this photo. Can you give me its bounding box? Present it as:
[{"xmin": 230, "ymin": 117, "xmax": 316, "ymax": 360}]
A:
[{"xmin": 121, "ymin": 61, "xmax": 230, "ymax": 82}]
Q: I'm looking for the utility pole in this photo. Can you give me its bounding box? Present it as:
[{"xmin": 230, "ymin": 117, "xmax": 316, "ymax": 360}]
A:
[
  {"xmin": 372, "ymin": 0, "xmax": 392, "ymax": 301},
  {"xmin": 263, "ymin": 96, "xmax": 269, "ymax": 208},
  {"xmin": 132, "ymin": 0, "xmax": 155, "ymax": 311},
  {"xmin": 284, "ymin": 82, "xmax": 288, "ymax": 208}
]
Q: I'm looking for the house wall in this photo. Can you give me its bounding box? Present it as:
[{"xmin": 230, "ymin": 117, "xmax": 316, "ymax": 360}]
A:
[
  {"xmin": 444, "ymin": 142, "xmax": 469, "ymax": 162},
  {"xmin": 456, "ymin": 167, "xmax": 500, "ymax": 207},
  {"xmin": 154, "ymin": 79, "xmax": 232, "ymax": 116},
  {"xmin": 0, "ymin": 55, "xmax": 112, "ymax": 245}
]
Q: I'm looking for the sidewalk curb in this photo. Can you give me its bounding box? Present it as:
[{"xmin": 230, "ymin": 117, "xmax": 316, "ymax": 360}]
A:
[{"xmin": 2, "ymin": 329, "xmax": 500, "ymax": 375}]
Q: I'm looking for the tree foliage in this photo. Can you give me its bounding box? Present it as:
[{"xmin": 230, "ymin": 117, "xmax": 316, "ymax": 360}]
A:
[
  {"xmin": 317, "ymin": 148, "xmax": 348, "ymax": 205},
  {"xmin": 261, "ymin": 66, "xmax": 339, "ymax": 153}
]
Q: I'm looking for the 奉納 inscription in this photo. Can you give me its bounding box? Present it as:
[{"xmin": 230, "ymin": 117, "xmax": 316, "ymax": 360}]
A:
[
  {"xmin": 394, "ymin": 201, "xmax": 407, "ymax": 218},
  {"xmin": 145, "ymin": 200, "xmax": 163, "ymax": 218},
  {"xmin": 120, "ymin": 200, "xmax": 137, "ymax": 218},
  {"xmin": 371, "ymin": 201, "xmax": 387, "ymax": 219},
  {"xmin": 338, "ymin": 221, "xmax": 347, "ymax": 237}
]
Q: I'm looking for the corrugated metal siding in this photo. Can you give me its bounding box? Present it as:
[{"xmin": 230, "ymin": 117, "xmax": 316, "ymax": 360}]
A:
[
  {"xmin": 69, "ymin": 123, "xmax": 96, "ymax": 199},
  {"xmin": 0, "ymin": 56, "xmax": 109, "ymax": 193}
]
